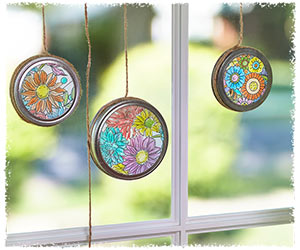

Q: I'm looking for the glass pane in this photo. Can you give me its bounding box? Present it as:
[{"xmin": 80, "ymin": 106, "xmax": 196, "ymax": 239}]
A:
[
  {"xmin": 188, "ymin": 3, "xmax": 294, "ymax": 216},
  {"xmin": 6, "ymin": 4, "xmax": 171, "ymax": 233},
  {"xmin": 188, "ymin": 224, "xmax": 294, "ymax": 246}
]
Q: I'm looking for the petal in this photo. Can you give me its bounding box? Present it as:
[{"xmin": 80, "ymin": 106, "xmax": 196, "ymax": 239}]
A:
[
  {"xmin": 24, "ymin": 96, "xmax": 32, "ymax": 102},
  {"xmin": 137, "ymin": 136, "xmax": 143, "ymax": 149},
  {"xmin": 31, "ymin": 101, "xmax": 37, "ymax": 110},
  {"xmin": 41, "ymin": 99, "xmax": 46, "ymax": 112},
  {"xmin": 49, "ymin": 82, "xmax": 62, "ymax": 90},
  {"xmin": 53, "ymin": 95, "xmax": 63, "ymax": 102},
  {"xmin": 23, "ymin": 81, "xmax": 36, "ymax": 91},
  {"xmin": 126, "ymin": 145, "xmax": 137, "ymax": 155},
  {"xmin": 136, "ymin": 166, "xmax": 144, "ymax": 174},
  {"xmin": 52, "ymin": 87, "xmax": 65, "ymax": 93},
  {"xmin": 36, "ymin": 100, "xmax": 42, "ymax": 112},
  {"xmin": 48, "ymin": 95, "xmax": 59, "ymax": 108},
  {"xmin": 147, "ymin": 140, "xmax": 155, "ymax": 151},
  {"xmin": 21, "ymin": 91, "xmax": 36, "ymax": 97},
  {"xmin": 22, "ymin": 84, "xmax": 30, "ymax": 91},
  {"xmin": 136, "ymin": 115, "xmax": 144, "ymax": 123},
  {"xmin": 48, "ymin": 75, "xmax": 57, "ymax": 87},
  {"xmin": 125, "ymin": 162, "xmax": 139, "ymax": 172},
  {"xmin": 116, "ymin": 147, "xmax": 124, "ymax": 155},
  {"xmin": 124, "ymin": 161, "xmax": 138, "ymax": 170},
  {"xmin": 142, "ymin": 137, "xmax": 151, "ymax": 149},
  {"xmin": 26, "ymin": 76, "xmax": 38, "ymax": 87},
  {"xmin": 46, "ymin": 99, "xmax": 52, "ymax": 113},
  {"xmin": 28, "ymin": 96, "xmax": 39, "ymax": 105},
  {"xmin": 34, "ymin": 72, "xmax": 41, "ymax": 85},
  {"xmin": 45, "ymin": 73, "xmax": 53, "ymax": 85},
  {"xmin": 49, "ymin": 91, "xmax": 63, "ymax": 96},
  {"xmin": 40, "ymin": 71, "xmax": 47, "ymax": 83},
  {"xmin": 145, "ymin": 128, "xmax": 152, "ymax": 137}
]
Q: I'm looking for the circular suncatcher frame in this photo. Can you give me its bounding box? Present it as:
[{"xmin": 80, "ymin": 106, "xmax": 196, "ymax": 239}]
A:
[
  {"xmin": 10, "ymin": 54, "xmax": 81, "ymax": 126},
  {"xmin": 90, "ymin": 97, "xmax": 169, "ymax": 180},
  {"xmin": 211, "ymin": 46, "xmax": 272, "ymax": 112}
]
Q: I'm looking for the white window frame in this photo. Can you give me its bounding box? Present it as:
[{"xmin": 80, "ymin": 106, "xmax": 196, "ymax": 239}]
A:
[{"xmin": 6, "ymin": 4, "xmax": 294, "ymax": 247}]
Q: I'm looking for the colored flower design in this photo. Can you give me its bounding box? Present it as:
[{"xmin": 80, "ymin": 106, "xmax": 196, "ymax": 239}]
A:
[
  {"xmin": 239, "ymin": 55, "xmax": 250, "ymax": 70},
  {"xmin": 133, "ymin": 109, "xmax": 161, "ymax": 137},
  {"xmin": 159, "ymin": 127, "xmax": 165, "ymax": 141},
  {"xmin": 48, "ymin": 63, "xmax": 67, "ymax": 76},
  {"xmin": 228, "ymin": 88, "xmax": 242, "ymax": 100},
  {"xmin": 224, "ymin": 66, "xmax": 245, "ymax": 90},
  {"xmin": 106, "ymin": 106, "xmax": 144, "ymax": 139},
  {"xmin": 100, "ymin": 127, "xmax": 128, "ymax": 167},
  {"xmin": 241, "ymin": 73, "xmax": 265, "ymax": 100},
  {"xmin": 237, "ymin": 97, "xmax": 252, "ymax": 106},
  {"xmin": 21, "ymin": 70, "xmax": 66, "ymax": 114},
  {"xmin": 123, "ymin": 135, "xmax": 161, "ymax": 175},
  {"xmin": 249, "ymin": 57, "xmax": 263, "ymax": 73},
  {"xmin": 223, "ymin": 53, "xmax": 268, "ymax": 107},
  {"xmin": 29, "ymin": 110, "xmax": 47, "ymax": 119},
  {"xmin": 46, "ymin": 102, "xmax": 65, "ymax": 119},
  {"xmin": 112, "ymin": 163, "xmax": 128, "ymax": 175},
  {"xmin": 232, "ymin": 58, "xmax": 239, "ymax": 66}
]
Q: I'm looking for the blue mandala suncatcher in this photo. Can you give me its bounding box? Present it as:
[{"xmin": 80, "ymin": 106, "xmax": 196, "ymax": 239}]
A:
[
  {"xmin": 90, "ymin": 97, "xmax": 169, "ymax": 180},
  {"xmin": 211, "ymin": 47, "xmax": 272, "ymax": 112}
]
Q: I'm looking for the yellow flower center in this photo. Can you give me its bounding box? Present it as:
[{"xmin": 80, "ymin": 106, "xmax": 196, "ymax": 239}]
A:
[
  {"xmin": 36, "ymin": 85, "xmax": 49, "ymax": 99},
  {"xmin": 136, "ymin": 150, "xmax": 148, "ymax": 164},
  {"xmin": 249, "ymin": 81, "xmax": 258, "ymax": 91}
]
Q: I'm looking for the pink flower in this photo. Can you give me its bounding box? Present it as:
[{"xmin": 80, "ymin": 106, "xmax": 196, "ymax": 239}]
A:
[
  {"xmin": 29, "ymin": 109, "xmax": 47, "ymax": 119},
  {"xmin": 123, "ymin": 135, "xmax": 161, "ymax": 175},
  {"xmin": 106, "ymin": 106, "xmax": 143, "ymax": 139}
]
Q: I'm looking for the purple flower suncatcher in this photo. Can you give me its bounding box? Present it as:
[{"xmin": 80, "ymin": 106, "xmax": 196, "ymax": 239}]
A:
[{"xmin": 90, "ymin": 97, "xmax": 168, "ymax": 180}]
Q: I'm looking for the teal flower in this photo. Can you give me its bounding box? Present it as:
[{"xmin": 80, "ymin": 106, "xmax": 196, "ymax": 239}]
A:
[
  {"xmin": 159, "ymin": 127, "xmax": 164, "ymax": 141},
  {"xmin": 225, "ymin": 66, "xmax": 245, "ymax": 90},
  {"xmin": 100, "ymin": 127, "xmax": 128, "ymax": 167}
]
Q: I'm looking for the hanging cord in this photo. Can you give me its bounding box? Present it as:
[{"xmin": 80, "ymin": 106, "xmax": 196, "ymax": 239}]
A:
[
  {"xmin": 41, "ymin": 5, "xmax": 49, "ymax": 54},
  {"xmin": 84, "ymin": 3, "xmax": 92, "ymax": 248},
  {"xmin": 237, "ymin": 2, "xmax": 244, "ymax": 47},
  {"xmin": 124, "ymin": 4, "xmax": 129, "ymax": 97}
]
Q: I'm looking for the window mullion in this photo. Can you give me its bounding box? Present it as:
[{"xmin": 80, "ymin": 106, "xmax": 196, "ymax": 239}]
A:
[{"xmin": 171, "ymin": 3, "xmax": 189, "ymax": 246}]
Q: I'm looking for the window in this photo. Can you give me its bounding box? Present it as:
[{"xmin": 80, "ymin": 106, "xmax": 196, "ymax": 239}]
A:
[
  {"xmin": 5, "ymin": 3, "xmax": 294, "ymax": 247},
  {"xmin": 187, "ymin": 2, "xmax": 294, "ymax": 216}
]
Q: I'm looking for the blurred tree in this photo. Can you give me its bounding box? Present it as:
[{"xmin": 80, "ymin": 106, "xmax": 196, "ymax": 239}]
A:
[
  {"xmin": 218, "ymin": 3, "xmax": 294, "ymax": 60},
  {"xmin": 6, "ymin": 100, "xmax": 56, "ymax": 211},
  {"xmin": 48, "ymin": 4, "xmax": 155, "ymax": 133}
]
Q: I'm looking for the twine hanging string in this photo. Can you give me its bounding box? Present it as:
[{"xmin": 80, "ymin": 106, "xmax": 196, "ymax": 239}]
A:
[
  {"xmin": 124, "ymin": 4, "xmax": 129, "ymax": 97},
  {"xmin": 84, "ymin": 3, "xmax": 92, "ymax": 248},
  {"xmin": 237, "ymin": 2, "xmax": 244, "ymax": 47},
  {"xmin": 41, "ymin": 5, "xmax": 49, "ymax": 54}
]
